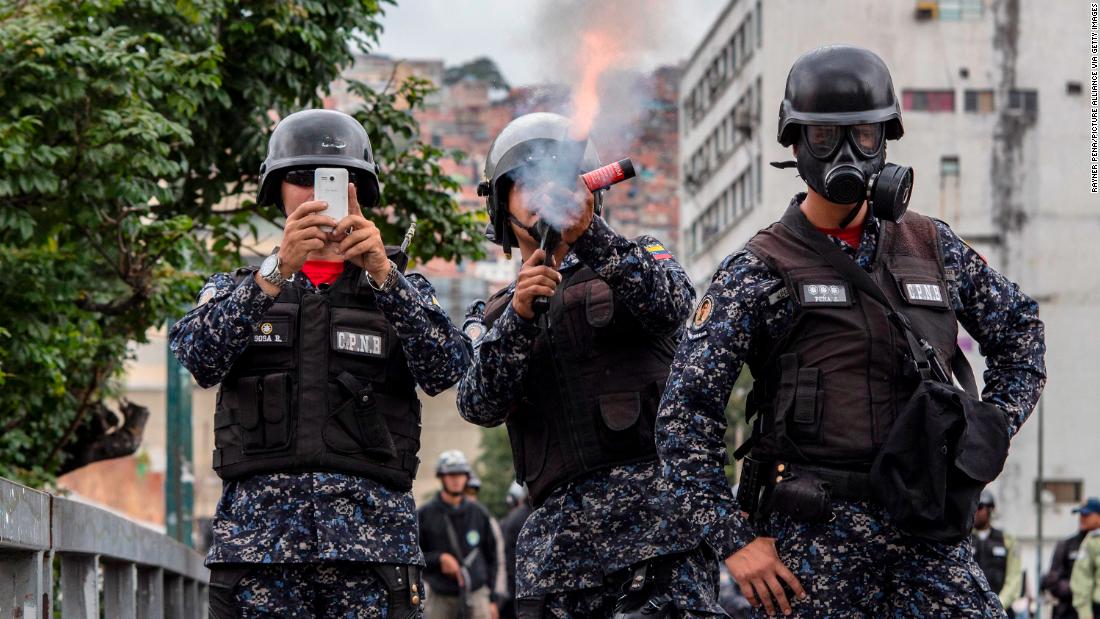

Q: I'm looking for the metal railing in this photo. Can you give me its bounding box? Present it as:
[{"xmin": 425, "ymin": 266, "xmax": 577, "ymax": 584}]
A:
[{"xmin": 1, "ymin": 476, "xmax": 209, "ymax": 618}]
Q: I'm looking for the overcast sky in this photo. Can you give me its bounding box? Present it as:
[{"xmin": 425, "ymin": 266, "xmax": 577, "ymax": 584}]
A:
[{"xmin": 374, "ymin": 0, "xmax": 728, "ymax": 87}]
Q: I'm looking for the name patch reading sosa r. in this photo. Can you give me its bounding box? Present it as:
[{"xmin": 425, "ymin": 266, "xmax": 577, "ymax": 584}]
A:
[
  {"xmin": 801, "ymin": 283, "xmax": 848, "ymax": 304},
  {"xmin": 334, "ymin": 329, "xmax": 384, "ymax": 357},
  {"xmin": 252, "ymin": 318, "xmax": 291, "ymax": 345}
]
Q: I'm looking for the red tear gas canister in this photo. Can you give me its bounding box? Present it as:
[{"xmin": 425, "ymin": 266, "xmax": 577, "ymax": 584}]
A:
[{"xmin": 581, "ymin": 158, "xmax": 636, "ymax": 192}]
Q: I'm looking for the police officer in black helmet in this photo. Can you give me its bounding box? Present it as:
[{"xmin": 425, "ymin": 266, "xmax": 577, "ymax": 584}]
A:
[
  {"xmin": 656, "ymin": 45, "xmax": 1046, "ymax": 616},
  {"xmin": 457, "ymin": 112, "xmax": 726, "ymax": 618},
  {"xmin": 170, "ymin": 109, "xmax": 470, "ymax": 618}
]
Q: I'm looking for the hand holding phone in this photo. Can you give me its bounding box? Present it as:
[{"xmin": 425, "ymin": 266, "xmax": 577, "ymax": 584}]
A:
[{"xmin": 314, "ymin": 167, "xmax": 349, "ymax": 231}]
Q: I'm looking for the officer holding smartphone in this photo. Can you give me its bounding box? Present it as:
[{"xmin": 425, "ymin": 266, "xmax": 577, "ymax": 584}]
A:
[{"xmin": 170, "ymin": 109, "xmax": 468, "ymax": 618}]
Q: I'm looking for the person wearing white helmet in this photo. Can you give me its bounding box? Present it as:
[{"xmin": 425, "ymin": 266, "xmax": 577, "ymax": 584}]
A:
[{"xmin": 418, "ymin": 450, "xmax": 501, "ymax": 619}]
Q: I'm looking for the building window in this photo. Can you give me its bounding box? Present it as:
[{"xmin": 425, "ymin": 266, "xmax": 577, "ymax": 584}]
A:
[
  {"xmin": 964, "ymin": 90, "xmax": 994, "ymax": 113},
  {"xmin": 903, "ymin": 89, "xmax": 955, "ymax": 112},
  {"xmin": 1035, "ymin": 479, "xmax": 1083, "ymax": 505},
  {"xmin": 1008, "ymin": 89, "xmax": 1039, "ymax": 114},
  {"xmin": 756, "ymin": 0, "xmax": 763, "ymax": 47},
  {"xmin": 940, "ymin": 155, "xmax": 960, "ymax": 177},
  {"xmin": 755, "ymin": 154, "xmax": 763, "ymax": 204}
]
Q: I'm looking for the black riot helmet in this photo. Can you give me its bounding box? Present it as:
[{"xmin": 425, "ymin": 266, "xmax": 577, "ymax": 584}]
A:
[
  {"xmin": 477, "ymin": 113, "xmax": 601, "ymax": 257},
  {"xmin": 258, "ymin": 109, "xmax": 380, "ymax": 210},
  {"xmin": 776, "ymin": 45, "xmax": 913, "ymax": 223}
]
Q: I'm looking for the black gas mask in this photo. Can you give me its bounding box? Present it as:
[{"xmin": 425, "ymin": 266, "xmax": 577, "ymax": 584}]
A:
[{"xmin": 794, "ymin": 123, "xmax": 913, "ymax": 223}]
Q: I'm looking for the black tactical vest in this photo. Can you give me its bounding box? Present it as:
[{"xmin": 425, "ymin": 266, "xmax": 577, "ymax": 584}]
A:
[
  {"xmin": 743, "ymin": 210, "xmax": 959, "ymax": 468},
  {"xmin": 972, "ymin": 528, "xmax": 1008, "ymax": 594},
  {"xmin": 212, "ymin": 261, "xmax": 421, "ymax": 490},
  {"xmin": 482, "ymin": 263, "xmax": 677, "ymax": 506}
]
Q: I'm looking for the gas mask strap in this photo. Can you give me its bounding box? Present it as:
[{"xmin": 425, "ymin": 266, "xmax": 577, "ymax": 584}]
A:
[{"xmin": 837, "ymin": 200, "xmax": 865, "ymax": 230}]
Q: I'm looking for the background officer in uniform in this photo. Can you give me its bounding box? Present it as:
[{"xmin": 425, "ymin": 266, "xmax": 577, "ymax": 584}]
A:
[
  {"xmin": 1045, "ymin": 497, "xmax": 1100, "ymax": 618},
  {"xmin": 418, "ymin": 450, "xmax": 501, "ymax": 619},
  {"xmin": 1072, "ymin": 501, "xmax": 1100, "ymax": 619},
  {"xmin": 499, "ymin": 482, "xmax": 534, "ymax": 619},
  {"xmin": 457, "ymin": 112, "xmax": 725, "ymax": 617},
  {"xmin": 170, "ymin": 109, "xmax": 468, "ymax": 618},
  {"xmin": 655, "ymin": 45, "xmax": 1046, "ymax": 617},
  {"xmin": 971, "ymin": 491, "xmax": 1024, "ymax": 611}
]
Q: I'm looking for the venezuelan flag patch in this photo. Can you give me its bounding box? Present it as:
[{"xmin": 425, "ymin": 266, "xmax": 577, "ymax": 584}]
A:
[{"xmin": 645, "ymin": 243, "xmax": 672, "ymax": 261}]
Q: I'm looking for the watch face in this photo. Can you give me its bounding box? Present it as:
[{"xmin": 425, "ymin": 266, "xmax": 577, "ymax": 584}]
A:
[{"xmin": 260, "ymin": 254, "xmax": 280, "ymax": 278}]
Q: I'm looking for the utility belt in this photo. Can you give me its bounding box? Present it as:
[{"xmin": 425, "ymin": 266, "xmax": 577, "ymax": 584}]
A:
[
  {"xmin": 736, "ymin": 456, "xmax": 874, "ymax": 525},
  {"xmin": 207, "ymin": 562, "xmax": 423, "ymax": 619},
  {"xmin": 514, "ymin": 550, "xmax": 686, "ymax": 619}
]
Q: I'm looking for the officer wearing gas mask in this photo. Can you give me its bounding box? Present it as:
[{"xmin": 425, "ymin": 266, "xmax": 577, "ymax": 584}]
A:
[
  {"xmin": 656, "ymin": 45, "xmax": 1046, "ymax": 616},
  {"xmin": 170, "ymin": 109, "xmax": 469, "ymax": 618},
  {"xmin": 457, "ymin": 112, "xmax": 725, "ymax": 617}
]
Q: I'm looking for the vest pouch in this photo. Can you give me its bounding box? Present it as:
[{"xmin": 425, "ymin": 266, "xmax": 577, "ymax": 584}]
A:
[
  {"xmin": 323, "ymin": 377, "xmax": 398, "ymax": 460},
  {"xmin": 870, "ymin": 379, "xmax": 1010, "ymax": 543},
  {"xmin": 596, "ymin": 391, "xmax": 642, "ymax": 451},
  {"xmin": 237, "ymin": 373, "xmax": 294, "ymax": 454},
  {"xmin": 259, "ymin": 373, "xmax": 292, "ymax": 451},
  {"xmin": 507, "ymin": 403, "xmax": 549, "ymax": 484},
  {"xmin": 774, "ymin": 354, "xmax": 824, "ymax": 445},
  {"xmin": 585, "ymin": 279, "xmax": 614, "ymax": 328}
]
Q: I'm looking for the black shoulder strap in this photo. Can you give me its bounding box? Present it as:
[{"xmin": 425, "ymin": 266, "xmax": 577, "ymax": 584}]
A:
[
  {"xmin": 441, "ymin": 510, "xmax": 468, "ymax": 562},
  {"xmin": 778, "ymin": 202, "xmax": 978, "ymax": 397}
]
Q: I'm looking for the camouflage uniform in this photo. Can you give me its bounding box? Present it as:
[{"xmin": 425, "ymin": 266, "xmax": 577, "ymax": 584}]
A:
[
  {"xmin": 171, "ymin": 266, "xmax": 468, "ymax": 617},
  {"xmin": 656, "ymin": 194, "xmax": 1046, "ymax": 617},
  {"xmin": 459, "ymin": 216, "xmax": 726, "ymax": 617}
]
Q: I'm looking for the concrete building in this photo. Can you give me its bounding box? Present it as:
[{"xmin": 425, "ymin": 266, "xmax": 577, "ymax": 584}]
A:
[{"xmin": 679, "ymin": 0, "xmax": 1097, "ymax": 602}]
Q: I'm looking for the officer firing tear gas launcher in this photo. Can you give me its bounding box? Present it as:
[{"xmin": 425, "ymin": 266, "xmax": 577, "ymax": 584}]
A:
[
  {"xmin": 170, "ymin": 109, "xmax": 469, "ymax": 619},
  {"xmin": 456, "ymin": 112, "xmax": 727, "ymax": 618}
]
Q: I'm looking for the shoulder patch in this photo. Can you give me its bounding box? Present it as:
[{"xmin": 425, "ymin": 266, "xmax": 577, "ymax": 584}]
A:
[
  {"xmin": 645, "ymin": 242, "xmax": 672, "ymax": 261},
  {"xmin": 960, "ymin": 237, "xmax": 988, "ymax": 264},
  {"xmin": 692, "ymin": 294, "xmax": 715, "ymax": 330},
  {"xmin": 197, "ymin": 283, "xmax": 217, "ymax": 307},
  {"xmin": 462, "ymin": 317, "xmax": 486, "ymax": 344}
]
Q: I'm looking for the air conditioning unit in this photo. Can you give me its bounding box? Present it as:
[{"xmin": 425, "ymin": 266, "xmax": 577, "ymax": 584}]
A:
[{"xmin": 915, "ymin": 1, "xmax": 938, "ymax": 20}]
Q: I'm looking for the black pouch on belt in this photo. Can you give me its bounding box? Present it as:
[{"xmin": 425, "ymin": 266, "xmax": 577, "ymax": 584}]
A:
[{"xmin": 763, "ymin": 470, "xmax": 832, "ymax": 523}]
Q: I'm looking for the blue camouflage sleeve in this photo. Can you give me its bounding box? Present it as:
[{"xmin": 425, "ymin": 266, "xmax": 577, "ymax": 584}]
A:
[
  {"xmin": 656, "ymin": 249, "xmax": 780, "ymax": 559},
  {"xmin": 374, "ymin": 272, "xmax": 471, "ymax": 396},
  {"xmin": 168, "ymin": 271, "xmax": 277, "ymax": 389},
  {"xmin": 456, "ymin": 286, "xmax": 540, "ymax": 427},
  {"xmin": 570, "ymin": 215, "xmax": 696, "ymax": 335},
  {"xmin": 934, "ymin": 220, "xmax": 1046, "ymax": 437}
]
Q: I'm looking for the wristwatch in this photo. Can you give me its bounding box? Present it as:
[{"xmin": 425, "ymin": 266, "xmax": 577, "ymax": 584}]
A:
[
  {"xmin": 258, "ymin": 248, "xmax": 291, "ymax": 289},
  {"xmin": 365, "ymin": 259, "xmax": 398, "ymax": 293}
]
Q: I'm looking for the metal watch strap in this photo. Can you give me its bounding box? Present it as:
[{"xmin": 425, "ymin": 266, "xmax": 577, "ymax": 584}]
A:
[
  {"xmin": 366, "ymin": 259, "xmax": 398, "ymax": 293},
  {"xmin": 262, "ymin": 247, "xmax": 291, "ymax": 289}
]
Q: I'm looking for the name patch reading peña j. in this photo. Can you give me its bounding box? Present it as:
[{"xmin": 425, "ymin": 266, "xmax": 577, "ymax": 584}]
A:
[
  {"xmin": 905, "ymin": 282, "xmax": 944, "ymax": 303},
  {"xmin": 334, "ymin": 329, "xmax": 384, "ymax": 357},
  {"xmin": 801, "ymin": 283, "xmax": 848, "ymax": 305}
]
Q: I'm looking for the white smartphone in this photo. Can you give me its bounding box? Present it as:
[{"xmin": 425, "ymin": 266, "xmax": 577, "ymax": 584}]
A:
[{"xmin": 314, "ymin": 167, "xmax": 349, "ymax": 231}]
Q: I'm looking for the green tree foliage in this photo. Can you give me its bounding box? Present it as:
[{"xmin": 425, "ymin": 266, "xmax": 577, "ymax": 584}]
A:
[
  {"xmin": 0, "ymin": 0, "xmax": 483, "ymax": 486},
  {"xmin": 475, "ymin": 425, "xmax": 516, "ymax": 520}
]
